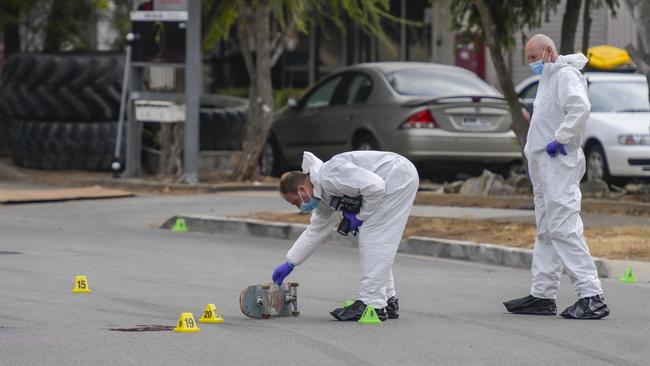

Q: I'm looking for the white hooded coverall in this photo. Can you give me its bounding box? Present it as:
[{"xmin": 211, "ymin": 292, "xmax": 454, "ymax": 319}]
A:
[
  {"xmin": 286, "ymin": 151, "xmax": 419, "ymax": 308},
  {"xmin": 524, "ymin": 53, "xmax": 603, "ymax": 299}
]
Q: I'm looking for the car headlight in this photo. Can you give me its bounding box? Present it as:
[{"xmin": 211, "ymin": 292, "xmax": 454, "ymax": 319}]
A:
[{"xmin": 618, "ymin": 134, "xmax": 650, "ymax": 145}]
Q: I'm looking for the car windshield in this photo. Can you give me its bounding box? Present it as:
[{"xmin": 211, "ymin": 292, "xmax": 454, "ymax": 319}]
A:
[
  {"xmin": 588, "ymin": 81, "xmax": 650, "ymax": 112},
  {"xmin": 385, "ymin": 68, "xmax": 499, "ymax": 97}
]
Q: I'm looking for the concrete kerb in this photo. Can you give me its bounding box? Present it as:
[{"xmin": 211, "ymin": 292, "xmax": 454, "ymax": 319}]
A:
[
  {"xmin": 100, "ymin": 179, "xmax": 278, "ymax": 193},
  {"xmin": 161, "ymin": 215, "xmax": 610, "ymax": 278}
]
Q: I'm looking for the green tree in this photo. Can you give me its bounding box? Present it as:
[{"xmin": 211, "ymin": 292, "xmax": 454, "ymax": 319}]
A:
[
  {"xmin": 450, "ymin": 0, "xmax": 561, "ymax": 151},
  {"xmin": 203, "ymin": 0, "xmax": 398, "ymax": 181},
  {"xmin": 0, "ymin": 0, "xmax": 108, "ymax": 54},
  {"xmin": 0, "ymin": 0, "xmax": 39, "ymax": 55}
]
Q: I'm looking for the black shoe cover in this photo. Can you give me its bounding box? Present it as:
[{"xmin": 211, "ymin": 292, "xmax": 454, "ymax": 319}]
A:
[
  {"xmin": 560, "ymin": 294, "xmax": 610, "ymax": 319},
  {"xmin": 386, "ymin": 296, "xmax": 399, "ymax": 319},
  {"xmin": 503, "ymin": 295, "xmax": 557, "ymax": 315},
  {"xmin": 330, "ymin": 300, "xmax": 386, "ymax": 321}
]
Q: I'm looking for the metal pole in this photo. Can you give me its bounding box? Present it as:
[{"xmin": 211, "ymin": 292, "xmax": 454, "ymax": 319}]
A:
[
  {"xmin": 184, "ymin": 0, "xmax": 201, "ymax": 184},
  {"xmin": 400, "ymin": 0, "xmax": 407, "ymax": 61},
  {"xmin": 112, "ymin": 33, "xmax": 134, "ymax": 177},
  {"xmin": 125, "ymin": 66, "xmax": 142, "ymax": 178}
]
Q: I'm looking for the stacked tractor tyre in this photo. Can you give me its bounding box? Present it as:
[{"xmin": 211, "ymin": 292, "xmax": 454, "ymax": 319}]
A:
[
  {"xmin": 0, "ymin": 52, "xmax": 248, "ymax": 171},
  {"xmin": 1, "ymin": 52, "xmax": 122, "ymax": 171}
]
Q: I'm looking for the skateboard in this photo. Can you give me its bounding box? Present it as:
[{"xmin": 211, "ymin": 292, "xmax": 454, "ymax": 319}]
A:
[{"xmin": 239, "ymin": 282, "xmax": 300, "ymax": 319}]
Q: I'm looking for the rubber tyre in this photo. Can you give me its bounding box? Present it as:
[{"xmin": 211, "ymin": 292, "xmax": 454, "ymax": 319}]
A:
[
  {"xmin": 199, "ymin": 95, "xmax": 249, "ymax": 151},
  {"xmin": 10, "ymin": 120, "xmax": 117, "ymax": 171},
  {"xmin": 0, "ymin": 52, "xmax": 123, "ymax": 121},
  {"xmin": 258, "ymin": 136, "xmax": 286, "ymax": 177},
  {"xmin": 585, "ymin": 143, "xmax": 612, "ymax": 183},
  {"xmin": 352, "ymin": 133, "xmax": 380, "ymax": 150}
]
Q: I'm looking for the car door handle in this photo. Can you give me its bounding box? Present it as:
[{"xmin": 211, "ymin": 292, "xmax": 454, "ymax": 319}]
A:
[{"xmin": 345, "ymin": 115, "xmax": 354, "ymax": 121}]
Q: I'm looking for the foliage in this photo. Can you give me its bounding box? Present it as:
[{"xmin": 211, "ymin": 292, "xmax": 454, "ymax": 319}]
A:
[
  {"xmin": 202, "ymin": 0, "xmax": 399, "ymax": 53},
  {"xmin": 450, "ymin": 0, "xmax": 561, "ymax": 49},
  {"xmin": 0, "ymin": 0, "xmax": 114, "ymax": 52}
]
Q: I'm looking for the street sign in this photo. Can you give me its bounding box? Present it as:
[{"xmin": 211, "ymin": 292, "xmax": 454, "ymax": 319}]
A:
[{"xmin": 134, "ymin": 100, "xmax": 185, "ymax": 123}]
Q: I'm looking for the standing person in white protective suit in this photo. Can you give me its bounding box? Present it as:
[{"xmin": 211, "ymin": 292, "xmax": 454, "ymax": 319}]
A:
[
  {"xmin": 503, "ymin": 34, "xmax": 609, "ymax": 319},
  {"xmin": 271, "ymin": 150, "xmax": 419, "ymax": 321}
]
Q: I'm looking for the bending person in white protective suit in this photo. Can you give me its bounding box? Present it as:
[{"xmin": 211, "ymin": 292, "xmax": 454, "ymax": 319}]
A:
[
  {"xmin": 503, "ymin": 34, "xmax": 609, "ymax": 319},
  {"xmin": 271, "ymin": 151, "xmax": 419, "ymax": 321}
]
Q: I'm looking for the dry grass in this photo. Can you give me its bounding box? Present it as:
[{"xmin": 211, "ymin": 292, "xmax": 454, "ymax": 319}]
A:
[{"xmin": 236, "ymin": 211, "xmax": 650, "ymax": 261}]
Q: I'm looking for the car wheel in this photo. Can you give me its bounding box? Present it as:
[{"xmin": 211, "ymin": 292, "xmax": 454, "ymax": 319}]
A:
[
  {"xmin": 258, "ymin": 138, "xmax": 285, "ymax": 177},
  {"xmin": 353, "ymin": 133, "xmax": 380, "ymax": 151},
  {"xmin": 585, "ymin": 143, "xmax": 611, "ymax": 182}
]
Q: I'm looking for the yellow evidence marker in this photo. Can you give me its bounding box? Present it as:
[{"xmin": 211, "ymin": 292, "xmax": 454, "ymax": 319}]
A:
[
  {"xmin": 198, "ymin": 304, "xmax": 225, "ymax": 324},
  {"xmin": 174, "ymin": 312, "xmax": 200, "ymax": 333},
  {"xmin": 72, "ymin": 275, "xmax": 91, "ymax": 293}
]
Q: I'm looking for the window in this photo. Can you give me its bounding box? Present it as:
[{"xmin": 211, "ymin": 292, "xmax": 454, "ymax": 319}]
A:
[
  {"xmin": 519, "ymin": 82, "xmax": 539, "ymax": 101},
  {"xmin": 304, "ymin": 75, "xmax": 343, "ymax": 108},
  {"xmin": 347, "ymin": 74, "xmax": 373, "ymax": 104},
  {"xmin": 330, "ymin": 73, "xmax": 374, "ymax": 106},
  {"xmin": 385, "ymin": 68, "xmax": 499, "ymax": 96},
  {"xmin": 588, "ymin": 81, "xmax": 650, "ymax": 113}
]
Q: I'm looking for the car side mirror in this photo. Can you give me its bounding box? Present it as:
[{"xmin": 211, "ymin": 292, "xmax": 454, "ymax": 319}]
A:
[{"xmin": 287, "ymin": 97, "xmax": 299, "ymax": 109}]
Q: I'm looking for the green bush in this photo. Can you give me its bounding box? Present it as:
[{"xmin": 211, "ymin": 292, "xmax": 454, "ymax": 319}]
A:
[{"xmin": 273, "ymin": 88, "xmax": 306, "ymax": 110}]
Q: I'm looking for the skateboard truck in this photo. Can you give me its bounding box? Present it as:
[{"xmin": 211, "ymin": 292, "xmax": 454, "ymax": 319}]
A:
[
  {"xmin": 240, "ymin": 282, "xmax": 300, "ymax": 319},
  {"xmin": 257, "ymin": 283, "xmax": 299, "ymax": 319},
  {"xmin": 286, "ymin": 282, "xmax": 300, "ymax": 317}
]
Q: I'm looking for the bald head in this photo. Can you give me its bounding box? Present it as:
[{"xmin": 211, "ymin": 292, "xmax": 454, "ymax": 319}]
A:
[{"xmin": 525, "ymin": 34, "xmax": 558, "ymax": 64}]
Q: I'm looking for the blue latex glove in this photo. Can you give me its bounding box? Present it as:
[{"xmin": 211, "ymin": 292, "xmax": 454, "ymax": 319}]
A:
[
  {"xmin": 272, "ymin": 262, "xmax": 294, "ymax": 285},
  {"xmin": 545, "ymin": 140, "xmax": 567, "ymax": 158},
  {"xmin": 342, "ymin": 212, "xmax": 363, "ymax": 232}
]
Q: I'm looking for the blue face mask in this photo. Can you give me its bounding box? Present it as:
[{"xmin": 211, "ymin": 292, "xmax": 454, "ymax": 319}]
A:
[
  {"xmin": 529, "ymin": 49, "xmax": 547, "ymax": 75},
  {"xmin": 298, "ymin": 190, "xmax": 318, "ymax": 213}
]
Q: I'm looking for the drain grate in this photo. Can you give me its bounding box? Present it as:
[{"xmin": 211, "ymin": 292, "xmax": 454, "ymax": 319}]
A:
[
  {"xmin": 0, "ymin": 251, "xmax": 22, "ymax": 255},
  {"xmin": 109, "ymin": 325, "xmax": 175, "ymax": 332}
]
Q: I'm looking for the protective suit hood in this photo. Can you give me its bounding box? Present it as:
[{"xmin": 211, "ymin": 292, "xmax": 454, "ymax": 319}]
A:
[
  {"xmin": 301, "ymin": 151, "xmax": 324, "ymax": 198},
  {"xmin": 547, "ymin": 53, "xmax": 588, "ymax": 74}
]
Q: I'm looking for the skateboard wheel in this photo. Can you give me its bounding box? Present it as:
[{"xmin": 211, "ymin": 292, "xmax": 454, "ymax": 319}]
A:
[
  {"xmin": 261, "ymin": 284, "xmax": 271, "ymax": 289},
  {"xmin": 262, "ymin": 313, "xmax": 271, "ymax": 319},
  {"xmin": 290, "ymin": 282, "xmax": 299, "ymax": 288},
  {"xmin": 292, "ymin": 311, "xmax": 300, "ymax": 317}
]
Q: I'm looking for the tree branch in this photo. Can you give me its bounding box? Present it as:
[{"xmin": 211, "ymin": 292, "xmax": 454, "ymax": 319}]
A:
[
  {"xmin": 625, "ymin": 44, "xmax": 650, "ymax": 74},
  {"xmin": 270, "ymin": 19, "xmax": 296, "ymax": 66}
]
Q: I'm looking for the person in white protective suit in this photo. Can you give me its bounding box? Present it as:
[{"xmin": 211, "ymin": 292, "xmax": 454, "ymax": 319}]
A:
[
  {"xmin": 271, "ymin": 150, "xmax": 419, "ymax": 321},
  {"xmin": 503, "ymin": 34, "xmax": 609, "ymax": 319}
]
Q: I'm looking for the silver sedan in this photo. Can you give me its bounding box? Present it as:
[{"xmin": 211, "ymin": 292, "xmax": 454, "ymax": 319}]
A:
[{"xmin": 260, "ymin": 62, "xmax": 522, "ymax": 176}]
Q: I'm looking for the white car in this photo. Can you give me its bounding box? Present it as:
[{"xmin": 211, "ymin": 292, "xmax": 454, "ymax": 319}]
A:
[{"xmin": 516, "ymin": 72, "xmax": 650, "ymax": 184}]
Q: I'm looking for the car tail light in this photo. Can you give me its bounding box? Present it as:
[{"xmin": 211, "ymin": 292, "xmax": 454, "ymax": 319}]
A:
[
  {"xmin": 618, "ymin": 134, "xmax": 650, "ymax": 145},
  {"xmin": 400, "ymin": 109, "xmax": 437, "ymax": 129}
]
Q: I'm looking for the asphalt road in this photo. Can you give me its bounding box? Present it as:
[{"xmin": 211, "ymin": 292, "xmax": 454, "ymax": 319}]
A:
[{"xmin": 1, "ymin": 192, "xmax": 649, "ymax": 365}]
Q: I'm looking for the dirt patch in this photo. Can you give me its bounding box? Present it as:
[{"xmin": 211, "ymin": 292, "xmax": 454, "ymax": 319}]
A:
[
  {"xmin": 0, "ymin": 158, "xmax": 279, "ymax": 195},
  {"xmin": 235, "ymin": 211, "xmax": 650, "ymax": 262},
  {"xmin": 415, "ymin": 192, "xmax": 650, "ymax": 217}
]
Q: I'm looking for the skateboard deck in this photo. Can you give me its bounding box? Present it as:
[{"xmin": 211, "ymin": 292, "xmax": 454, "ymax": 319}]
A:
[{"xmin": 239, "ymin": 282, "xmax": 300, "ymax": 319}]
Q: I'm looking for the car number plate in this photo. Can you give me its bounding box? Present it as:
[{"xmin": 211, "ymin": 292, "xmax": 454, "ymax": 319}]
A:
[{"xmin": 461, "ymin": 116, "xmax": 491, "ymax": 128}]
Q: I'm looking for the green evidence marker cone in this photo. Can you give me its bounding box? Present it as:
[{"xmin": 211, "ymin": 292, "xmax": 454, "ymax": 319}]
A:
[
  {"xmin": 358, "ymin": 305, "xmax": 382, "ymax": 325},
  {"xmin": 342, "ymin": 300, "xmax": 355, "ymax": 308},
  {"xmin": 619, "ymin": 267, "xmax": 637, "ymax": 284},
  {"xmin": 171, "ymin": 218, "xmax": 188, "ymax": 232}
]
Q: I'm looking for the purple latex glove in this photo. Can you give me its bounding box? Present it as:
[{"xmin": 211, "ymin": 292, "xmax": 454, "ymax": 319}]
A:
[
  {"xmin": 272, "ymin": 262, "xmax": 294, "ymax": 285},
  {"xmin": 545, "ymin": 140, "xmax": 567, "ymax": 158},
  {"xmin": 342, "ymin": 212, "xmax": 363, "ymax": 232}
]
